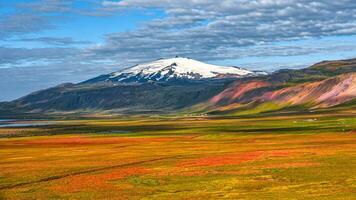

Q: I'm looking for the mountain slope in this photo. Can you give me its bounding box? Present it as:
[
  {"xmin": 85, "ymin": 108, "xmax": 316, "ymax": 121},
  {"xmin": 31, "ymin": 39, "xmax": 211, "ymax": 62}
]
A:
[
  {"xmin": 207, "ymin": 58, "xmax": 356, "ymax": 115},
  {"xmin": 1, "ymin": 79, "xmax": 235, "ymax": 113},
  {"xmin": 83, "ymin": 57, "xmax": 259, "ymax": 84},
  {"xmin": 260, "ymin": 73, "xmax": 356, "ymax": 108}
]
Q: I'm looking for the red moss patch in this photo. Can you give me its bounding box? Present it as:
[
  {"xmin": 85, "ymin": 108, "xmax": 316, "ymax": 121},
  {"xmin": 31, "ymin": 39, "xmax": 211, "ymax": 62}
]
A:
[{"xmin": 51, "ymin": 167, "xmax": 150, "ymax": 193}]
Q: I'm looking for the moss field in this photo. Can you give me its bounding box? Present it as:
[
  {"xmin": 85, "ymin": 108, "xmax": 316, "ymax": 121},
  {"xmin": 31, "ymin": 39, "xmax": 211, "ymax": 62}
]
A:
[{"xmin": 0, "ymin": 110, "xmax": 355, "ymax": 199}]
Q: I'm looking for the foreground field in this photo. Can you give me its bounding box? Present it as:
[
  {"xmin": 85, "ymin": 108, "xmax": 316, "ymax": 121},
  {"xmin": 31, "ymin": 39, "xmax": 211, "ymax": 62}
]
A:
[{"xmin": 0, "ymin": 112, "xmax": 355, "ymax": 199}]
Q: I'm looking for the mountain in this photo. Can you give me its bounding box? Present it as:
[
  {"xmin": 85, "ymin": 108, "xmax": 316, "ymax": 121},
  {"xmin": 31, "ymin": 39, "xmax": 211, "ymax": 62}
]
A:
[
  {"xmin": 0, "ymin": 57, "xmax": 258, "ymax": 114},
  {"xmin": 0, "ymin": 57, "xmax": 355, "ymax": 116},
  {"xmin": 83, "ymin": 57, "xmax": 261, "ymax": 84}
]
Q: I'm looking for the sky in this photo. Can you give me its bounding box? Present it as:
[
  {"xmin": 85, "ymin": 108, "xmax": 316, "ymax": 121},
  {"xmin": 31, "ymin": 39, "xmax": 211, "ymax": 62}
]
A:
[{"xmin": 0, "ymin": 0, "xmax": 356, "ymax": 101}]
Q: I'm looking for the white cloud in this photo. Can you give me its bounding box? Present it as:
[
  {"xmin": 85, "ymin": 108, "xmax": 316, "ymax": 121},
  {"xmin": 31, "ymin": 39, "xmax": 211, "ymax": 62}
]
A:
[{"xmin": 94, "ymin": 0, "xmax": 356, "ymax": 62}]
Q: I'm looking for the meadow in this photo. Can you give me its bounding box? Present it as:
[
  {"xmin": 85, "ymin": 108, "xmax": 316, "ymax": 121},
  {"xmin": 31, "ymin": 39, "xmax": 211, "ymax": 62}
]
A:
[{"xmin": 0, "ymin": 110, "xmax": 355, "ymax": 199}]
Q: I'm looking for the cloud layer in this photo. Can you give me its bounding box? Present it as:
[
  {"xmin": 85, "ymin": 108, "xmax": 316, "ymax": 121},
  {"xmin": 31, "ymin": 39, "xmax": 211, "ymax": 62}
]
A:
[
  {"xmin": 0, "ymin": 0, "xmax": 356, "ymax": 100},
  {"xmin": 92, "ymin": 0, "xmax": 356, "ymax": 61},
  {"xmin": 2, "ymin": 0, "xmax": 356, "ymax": 65}
]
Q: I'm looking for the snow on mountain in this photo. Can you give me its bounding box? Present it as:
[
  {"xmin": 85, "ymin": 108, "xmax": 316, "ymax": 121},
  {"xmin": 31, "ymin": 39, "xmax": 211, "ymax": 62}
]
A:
[
  {"xmin": 113, "ymin": 57, "xmax": 253, "ymax": 78},
  {"xmin": 84, "ymin": 57, "xmax": 262, "ymax": 84}
]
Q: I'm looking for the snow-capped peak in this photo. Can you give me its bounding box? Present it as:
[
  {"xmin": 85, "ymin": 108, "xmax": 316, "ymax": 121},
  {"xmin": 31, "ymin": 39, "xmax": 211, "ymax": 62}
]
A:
[
  {"xmin": 84, "ymin": 57, "xmax": 260, "ymax": 84},
  {"xmin": 113, "ymin": 57, "xmax": 255, "ymax": 81},
  {"xmin": 113, "ymin": 57, "xmax": 252, "ymax": 78}
]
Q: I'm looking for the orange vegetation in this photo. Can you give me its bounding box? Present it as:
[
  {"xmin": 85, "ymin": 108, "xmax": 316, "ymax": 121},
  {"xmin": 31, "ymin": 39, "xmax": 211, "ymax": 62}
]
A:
[
  {"xmin": 15, "ymin": 136, "xmax": 180, "ymax": 146},
  {"xmin": 177, "ymin": 150, "xmax": 292, "ymax": 167},
  {"xmin": 52, "ymin": 167, "xmax": 150, "ymax": 193},
  {"xmin": 262, "ymin": 162, "xmax": 320, "ymax": 169}
]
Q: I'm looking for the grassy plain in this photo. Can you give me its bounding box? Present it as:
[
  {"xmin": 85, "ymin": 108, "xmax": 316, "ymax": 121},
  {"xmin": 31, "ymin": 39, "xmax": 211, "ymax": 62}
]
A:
[{"xmin": 0, "ymin": 110, "xmax": 355, "ymax": 199}]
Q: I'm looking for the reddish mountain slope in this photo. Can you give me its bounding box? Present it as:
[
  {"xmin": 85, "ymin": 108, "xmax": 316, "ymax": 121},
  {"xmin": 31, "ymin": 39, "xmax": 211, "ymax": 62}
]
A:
[
  {"xmin": 261, "ymin": 73, "xmax": 356, "ymax": 108},
  {"xmin": 210, "ymin": 80, "xmax": 271, "ymax": 104},
  {"xmin": 210, "ymin": 73, "xmax": 356, "ymax": 111}
]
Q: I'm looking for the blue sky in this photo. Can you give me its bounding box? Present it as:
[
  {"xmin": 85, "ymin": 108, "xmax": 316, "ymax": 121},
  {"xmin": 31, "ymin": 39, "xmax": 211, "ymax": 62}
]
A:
[{"xmin": 0, "ymin": 0, "xmax": 356, "ymax": 101}]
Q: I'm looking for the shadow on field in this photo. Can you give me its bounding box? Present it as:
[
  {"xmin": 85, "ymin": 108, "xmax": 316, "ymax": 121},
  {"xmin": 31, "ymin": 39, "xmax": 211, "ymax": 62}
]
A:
[{"xmin": 0, "ymin": 123, "xmax": 195, "ymax": 138}]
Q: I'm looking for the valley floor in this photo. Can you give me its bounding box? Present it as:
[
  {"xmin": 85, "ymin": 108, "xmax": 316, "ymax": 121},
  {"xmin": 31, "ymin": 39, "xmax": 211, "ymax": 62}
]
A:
[{"xmin": 0, "ymin": 111, "xmax": 355, "ymax": 199}]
